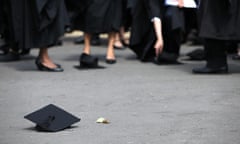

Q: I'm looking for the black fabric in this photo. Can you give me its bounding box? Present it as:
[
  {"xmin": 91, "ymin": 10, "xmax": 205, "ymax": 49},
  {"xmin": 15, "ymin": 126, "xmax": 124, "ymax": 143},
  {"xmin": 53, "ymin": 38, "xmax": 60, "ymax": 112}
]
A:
[
  {"xmin": 127, "ymin": 0, "xmax": 137, "ymax": 9},
  {"xmin": 1, "ymin": 0, "xmax": 18, "ymax": 51},
  {"xmin": 199, "ymin": 0, "xmax": 240, "ymax": 40},
  {"xmin": 183, "ymin": 8, "xmax": 198, "ymax": 32},
  {"xmin": 0, "ymin": 0, "xmax": 4, "ymax": 35},
  {"xmin": 130, "ymin": 0, "xmax": 158, "ymax": 61},
  {"xmin": 72, "ymin": 0, "xmax": 122, "ymax": 34},
  {"xmin": 129, "ymin": 1, "xmax": 154, "ymax": 61},
  {"xmin": 164, "ymin": 6, "xmax": 185, "ymax": 31},
  {"xmin": 64, "ymin": 0, "xmax": 84, "ymax": 12},
  {"xmin": 64, "ymin": 0, "xmax": 85, "ymax": 30},
  {"xmin": 4, "ymin": 0, "xmax": 68, "ymax": 51},
  {"xmin": 121, "ymin": 0, "xmax": 132, "ymax": 30},
  {"xmin": 129, "ymin": 0, "xmax": 182, "ymax": 61},
  {"xmin": 163, "ymin": 29, "xmax": 181, "ymax": 55},
  {"xmin": 183, "ymin": 8, "xmax": 198, "ymax": 41},
  {"xmin": 162, "ymin": 6, "xmax": 183, "ymax": 56},
  {"xmin": 204, "ymin": 39, "xmax": 227, "ymax": 68},
  {"xmin": 0, "ymin": 0, "xmax": 6, "ymax": 35}
]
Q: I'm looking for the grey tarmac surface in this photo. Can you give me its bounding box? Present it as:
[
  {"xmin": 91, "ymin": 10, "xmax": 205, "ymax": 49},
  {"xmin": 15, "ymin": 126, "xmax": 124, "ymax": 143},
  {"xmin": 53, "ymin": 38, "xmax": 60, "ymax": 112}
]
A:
[{"xmin": 0, "ymin": 36, "xmax": 240, "ymax": 144}]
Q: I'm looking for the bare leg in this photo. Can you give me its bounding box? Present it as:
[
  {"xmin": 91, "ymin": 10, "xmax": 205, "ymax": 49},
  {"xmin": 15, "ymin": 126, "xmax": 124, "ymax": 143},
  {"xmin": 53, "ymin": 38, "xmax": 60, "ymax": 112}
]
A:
[
  {"xmin": 114, "ymin": 27, "xmax": 129, "ymax": 48},
  {"xmin": 114, "ymin": 32, "xmax": 124, "ymax": 48},
  {"xmin": 106, "ymin": 32, "xmax": 116, "ymax": 60},
  {"xmin": 83, "ymin": 33, "xmax": 92, "ymax": 55},
  {"xmin": 38, "ymin": 48, "xmax": 57, "ymax": 68},
  {"xmin": 120, "ymin": 27, "xmax": 129, "ymax": 46}
]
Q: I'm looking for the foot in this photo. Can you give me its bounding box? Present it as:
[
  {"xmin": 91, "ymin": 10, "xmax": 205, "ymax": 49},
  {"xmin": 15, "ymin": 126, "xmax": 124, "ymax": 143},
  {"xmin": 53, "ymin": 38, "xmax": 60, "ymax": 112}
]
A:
[
  {"xmin": 35, "ymin": 58, "xmax": 63, "ymax": 72},
  {"xmin": 192, "ymin": 66, "xmax": 228, "ymax": 74},
  {"xmin": 114, "ymin": 40, "xmax": 125, "ymax": 50}
]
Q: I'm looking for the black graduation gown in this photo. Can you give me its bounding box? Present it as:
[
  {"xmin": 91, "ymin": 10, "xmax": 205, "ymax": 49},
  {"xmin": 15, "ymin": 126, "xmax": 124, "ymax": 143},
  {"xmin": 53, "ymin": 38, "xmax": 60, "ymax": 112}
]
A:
[
  {"xmin": 5, "ymin": 0, "xmax": 68, "ymax": 51},
  {"xmin": 127, "ymin": 0, "xmax": 137, "ymax": 9},
  {"xmin": 64, "ymin": 0, "xmax": 83, "ymax": 11},
  {"xmin": 122, "ymin": 0, "xmax": 131, "ymax": 29},
  {"xmin": 129, "ymin": 0, "xmax": 163, "ymax": 61},
  {"xmin": 64, "ymin": 0, "xmax": 84, "ymax": 29},
  {"xmin": 120, "ymin": 0, "xmax": 138, "ymax": 30},
  {"xmin": 199, "ymin": 0, "xmax": 240, "ymax": 40},
  {"xmin": 0, "ymin": 0, "xmax": 5, "ymax": 35},
  {"xmin": 73, "ymin": 0, "xmax": 123, "ymax": 34}
]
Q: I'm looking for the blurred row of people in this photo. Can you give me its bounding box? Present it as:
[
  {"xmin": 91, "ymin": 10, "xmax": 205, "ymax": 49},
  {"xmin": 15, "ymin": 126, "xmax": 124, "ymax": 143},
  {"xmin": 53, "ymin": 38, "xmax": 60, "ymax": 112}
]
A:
[{"xmin": 0, "ymin": 0, "xmax": 240, "ymax": 74}]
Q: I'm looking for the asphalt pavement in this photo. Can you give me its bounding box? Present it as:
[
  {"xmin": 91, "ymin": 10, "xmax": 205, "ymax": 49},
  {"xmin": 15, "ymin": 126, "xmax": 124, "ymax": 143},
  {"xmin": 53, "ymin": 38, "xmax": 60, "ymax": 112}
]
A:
[{"xmin": 0, "ymin": 36, "xmax": 240, "ymax": 144}]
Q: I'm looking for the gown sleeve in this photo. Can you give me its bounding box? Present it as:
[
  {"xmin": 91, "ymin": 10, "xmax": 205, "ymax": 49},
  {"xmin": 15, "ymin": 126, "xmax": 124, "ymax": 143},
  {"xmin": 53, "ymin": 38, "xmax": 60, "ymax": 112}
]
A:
[{"xmin": 144, "ymin": 0, "xmax": 162, "ymax": 20}]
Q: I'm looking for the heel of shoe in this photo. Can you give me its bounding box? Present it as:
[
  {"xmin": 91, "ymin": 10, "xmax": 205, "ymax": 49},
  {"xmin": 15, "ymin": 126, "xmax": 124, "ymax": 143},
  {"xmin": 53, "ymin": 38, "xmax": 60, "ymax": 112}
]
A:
[{"xmin": 35, "ymin": 58, "xmax": 42, "ymax": 70}]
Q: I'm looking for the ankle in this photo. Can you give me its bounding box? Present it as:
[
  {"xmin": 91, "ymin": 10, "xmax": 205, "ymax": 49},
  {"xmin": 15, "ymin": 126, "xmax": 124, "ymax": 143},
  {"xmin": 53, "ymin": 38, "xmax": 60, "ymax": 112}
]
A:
[{"xmin": 106, "ymin": 54, "xmax": 115, "ymax": 59}]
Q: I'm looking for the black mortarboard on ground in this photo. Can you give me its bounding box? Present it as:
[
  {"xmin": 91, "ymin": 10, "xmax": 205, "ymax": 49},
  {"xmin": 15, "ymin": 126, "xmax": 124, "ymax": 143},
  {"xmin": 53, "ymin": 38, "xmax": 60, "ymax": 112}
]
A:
[
  {"xmin": 24, "ymin": 104, "xmax": 80, "ymax": 132},
  {"xmin": 74, "ymin": 53, "xmax": 105, "ymax": 70}
]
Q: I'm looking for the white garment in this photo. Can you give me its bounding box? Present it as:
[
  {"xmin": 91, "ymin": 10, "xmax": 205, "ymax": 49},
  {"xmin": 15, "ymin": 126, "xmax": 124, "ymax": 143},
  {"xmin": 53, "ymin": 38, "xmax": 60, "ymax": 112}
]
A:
[
  {"xmin": 151, "ymin": 17, "xmax": 161, "ymax": 22},
  {"xmin": 165, "ymin": 0, "xmax": 197, "ymax": 8}
]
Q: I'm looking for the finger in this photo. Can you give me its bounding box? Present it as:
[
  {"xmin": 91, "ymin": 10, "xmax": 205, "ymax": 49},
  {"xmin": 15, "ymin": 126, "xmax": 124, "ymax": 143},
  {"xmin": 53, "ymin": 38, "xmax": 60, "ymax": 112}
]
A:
[
  {"xmin": 155, "ymin": 47, "xmax": 160, "ymax": 57},
  {"xmin": 155, "ymin": 47, "xmax": 158, "ymax": 57}
]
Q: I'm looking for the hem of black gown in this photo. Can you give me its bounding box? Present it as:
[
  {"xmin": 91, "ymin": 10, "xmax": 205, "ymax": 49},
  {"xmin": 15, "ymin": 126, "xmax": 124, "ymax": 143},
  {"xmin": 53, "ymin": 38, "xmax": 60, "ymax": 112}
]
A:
[
  {"xmin": 76, "ymin": 28, "xmax": 120, "ymax": 34},
  {"xmin": 199, "ymin": 35, "xmax": 240, "ymax": 41}
]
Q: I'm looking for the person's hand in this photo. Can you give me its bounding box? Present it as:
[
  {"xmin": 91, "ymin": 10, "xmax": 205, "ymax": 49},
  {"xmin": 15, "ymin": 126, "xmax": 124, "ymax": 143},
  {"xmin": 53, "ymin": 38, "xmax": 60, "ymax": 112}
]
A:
[
  {"xmin": 154, "ymin": 38, "xmax": 164, "ymax": 57},
  {"xmin": 178, "ymin": 0, "xmax": 184, "ymax": 8}
]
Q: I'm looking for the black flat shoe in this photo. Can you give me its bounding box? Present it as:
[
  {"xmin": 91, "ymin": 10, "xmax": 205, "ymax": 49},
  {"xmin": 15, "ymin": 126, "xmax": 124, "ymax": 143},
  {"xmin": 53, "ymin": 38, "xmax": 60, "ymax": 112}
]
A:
[
  {"xmin": 36, "ymin": 57, "xmax": 61, "ymax": 68},
  {"xmin": 106, "ymin": 59, "xmax": 117, "ymax": 64},
  {"xmin": 35, "ymin": 58, "xmax": 64, "ymax": 72},
  {"xmin": 192, "ymin": 66, "xmax": 228, "ymax": 74}
]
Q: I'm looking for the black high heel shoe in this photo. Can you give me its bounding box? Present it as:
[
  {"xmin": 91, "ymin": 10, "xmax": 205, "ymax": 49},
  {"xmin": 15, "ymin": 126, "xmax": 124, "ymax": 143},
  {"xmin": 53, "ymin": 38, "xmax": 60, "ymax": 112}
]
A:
[
  {"xmin": 35, "ymin": 58, "xmax": 64, "ymax": 72},
  {"xmin": 105, "ymin": 59, "xmax": 117, "ymax": 64}
]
